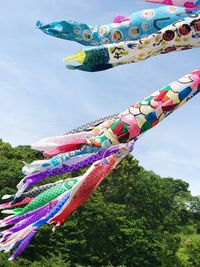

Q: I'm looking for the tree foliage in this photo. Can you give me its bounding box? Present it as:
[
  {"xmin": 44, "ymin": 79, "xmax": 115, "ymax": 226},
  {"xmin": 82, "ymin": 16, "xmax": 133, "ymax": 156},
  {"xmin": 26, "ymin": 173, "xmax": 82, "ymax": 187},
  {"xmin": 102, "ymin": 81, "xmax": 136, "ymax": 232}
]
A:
[{"xmin": 0, "ymin": 139, "xmax": 199, "ymax": 266}]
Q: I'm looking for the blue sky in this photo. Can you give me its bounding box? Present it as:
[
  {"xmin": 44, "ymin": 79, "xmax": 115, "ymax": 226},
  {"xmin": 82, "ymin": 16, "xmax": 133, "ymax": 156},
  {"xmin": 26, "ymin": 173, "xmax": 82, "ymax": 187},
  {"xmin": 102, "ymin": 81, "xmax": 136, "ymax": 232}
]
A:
[{"xmin": 0, "ymin": 0, "xmax": 199, "ymax": 195}]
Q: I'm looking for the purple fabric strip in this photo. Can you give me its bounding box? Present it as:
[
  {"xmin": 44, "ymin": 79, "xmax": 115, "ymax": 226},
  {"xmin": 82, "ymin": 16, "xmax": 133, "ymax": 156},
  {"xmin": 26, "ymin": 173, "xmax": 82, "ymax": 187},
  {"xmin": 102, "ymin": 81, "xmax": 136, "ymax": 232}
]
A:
[
  {"xmin": 3, "ymin": 202, "xmax": 53, "ymax": 236},
  {"xmin": 11, "ymin": 228, "xmax": 38, "ymax": 260},
  {"xmin": 3, "ymin": 204, "xmax": 50, "ymax": 226},
  {"xmin": 23, "ymin": 147, "xmax": 120, "ymax": 190}
]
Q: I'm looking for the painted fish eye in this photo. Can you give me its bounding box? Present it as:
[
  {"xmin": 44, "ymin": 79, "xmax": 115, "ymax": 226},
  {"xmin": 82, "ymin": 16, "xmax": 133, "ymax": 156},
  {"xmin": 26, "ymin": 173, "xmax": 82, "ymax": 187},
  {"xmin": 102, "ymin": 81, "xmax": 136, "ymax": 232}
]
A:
[{"xmin": 189, "ymin": 14, "xmax": 199, "ymax": 18}]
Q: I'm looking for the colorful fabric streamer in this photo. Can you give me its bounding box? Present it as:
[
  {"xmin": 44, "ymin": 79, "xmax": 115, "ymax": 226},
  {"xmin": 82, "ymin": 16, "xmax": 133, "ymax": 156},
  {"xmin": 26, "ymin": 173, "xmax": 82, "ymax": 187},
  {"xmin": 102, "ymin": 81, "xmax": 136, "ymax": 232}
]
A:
[
  {"xmin": 63, "ymin": 13, "xmax": 200, "ymax": 72},
  {"xmin": 0, "ymin": 180, "xmax": 65, "ymax": 209},
  {"xmin": 36, "ymin": 6, "xmax": 199, "ymax": 46},
  {"xmin": 16, "ymin": 146, "xmax": 122, "ymax": 195},
  {"xmin": 1, "ymin": 70, "xmax": 199, "ymax": 260},
  {"xmin": 0, "ymin": 147, "xmax": 130, "ymax": 260},
  {"xmin": 32, "ymin": 117, "xmax": 116, "ymax": 152},
  {"xmin": 17, "ymin": 69, "xmax": 200, "ymax": 195},
  {"xmin": 145, "ymin": 0, "xmax": 200, "ymax": 9},
  {"xmin": 1, "ymin": 0, "xmax": 200, "ymax": 258}
]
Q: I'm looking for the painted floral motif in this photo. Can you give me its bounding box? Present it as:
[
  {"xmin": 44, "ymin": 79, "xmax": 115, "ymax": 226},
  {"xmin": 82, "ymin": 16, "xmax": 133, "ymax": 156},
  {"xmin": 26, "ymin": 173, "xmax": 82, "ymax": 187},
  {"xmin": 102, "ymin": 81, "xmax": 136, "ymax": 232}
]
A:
[{"xmin": 145, "ymin": 0, "xmax": 200, "ymax": 9}]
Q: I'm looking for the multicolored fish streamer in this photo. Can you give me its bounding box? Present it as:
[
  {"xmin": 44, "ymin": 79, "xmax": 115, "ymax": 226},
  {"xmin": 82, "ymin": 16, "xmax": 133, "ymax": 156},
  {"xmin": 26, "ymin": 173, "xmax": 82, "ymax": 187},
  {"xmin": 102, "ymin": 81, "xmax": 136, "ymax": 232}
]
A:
[
  {"xmin": 1, "ymin": 0, "xmax": 200, "ymax": 261},
  {"xmin": 0, "ymin": 180, "xmax": 65, "ymax": 209},
  {"xmin": 0, "ymin": 148, "xmax": 131, "ymax": 260},
  {"xmin": 64, "ymin": 13, "xmax": 200, "ymax": 71},
  {"xmin": 1, "ymin": 70, "xmax": 200, "ymax": 260},
  {"xmin": 36, "ymin": 6, "xmax": 199, "ymax": 46}
]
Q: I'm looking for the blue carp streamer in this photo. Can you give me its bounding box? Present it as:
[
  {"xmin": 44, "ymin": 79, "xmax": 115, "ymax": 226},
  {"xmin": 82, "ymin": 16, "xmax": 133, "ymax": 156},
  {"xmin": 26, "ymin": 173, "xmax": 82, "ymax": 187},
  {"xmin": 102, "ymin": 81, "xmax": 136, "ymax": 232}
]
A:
[{"xmin": 37, "ymin": 6, "xmax": 199, "ymax": 46}]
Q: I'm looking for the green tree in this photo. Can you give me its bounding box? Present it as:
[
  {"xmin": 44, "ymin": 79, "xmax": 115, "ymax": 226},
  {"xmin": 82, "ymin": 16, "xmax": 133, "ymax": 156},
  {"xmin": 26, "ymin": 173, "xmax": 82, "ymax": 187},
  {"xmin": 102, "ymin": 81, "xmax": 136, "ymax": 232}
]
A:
[{"xmin": 0, "ymin": 140, "xmax": 199, "ymax": 267}]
